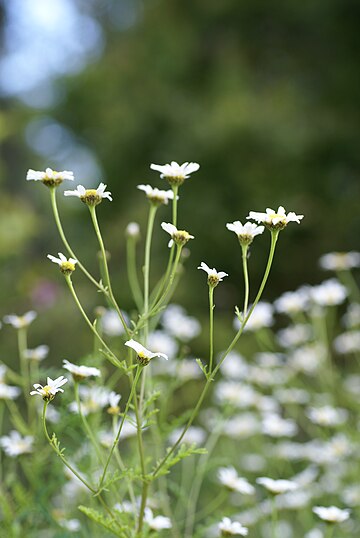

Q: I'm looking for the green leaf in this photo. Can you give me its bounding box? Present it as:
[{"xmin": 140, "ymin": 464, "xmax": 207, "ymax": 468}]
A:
[
  {"xmin": 153, "ymin": 443, "xmax": 207, "ymax": 478},
  {"xmin": 78, "ymin": 505, "xmax": 129, "ymax": 537}
]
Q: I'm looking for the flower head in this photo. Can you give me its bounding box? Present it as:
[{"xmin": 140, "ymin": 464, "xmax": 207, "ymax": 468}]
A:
[
  {"xmin": 125, "ymin": 222, "xmax": 141, "ymax": 239},
  {"xmin": 226, "ymin": 221, "xmax": 265, "ymax": 245},
  {"xmin": 312, "ymin": 506, "xmax": 350, "ymax": 523},
  {"xmin": 3, "ymin": 311, "xmax": 37, "ymax": 329},
  {"xmin": 124, "ymin": 339, "xmax": 168, "ymax": 366},
  {"xmin": 107, "ymin": 391, "xmax": 121, "ymax": 415},
  {"xmin": 62, "ymin": 360, "xmax": 101, "ymax": 382},
  {"xmin": 48, "ymin": 252, "xmax": 77, "ymax": 275},
  {"xmin": 161, "ymin": 222, "xmax": 194, "ymax": 247},
  {"xmin": 0, "ymin": 430, "xmax": 34, "ymax": 457},
  {"xmin": 30, "ymin": 375, "xmax": 68, "ymax": 402},
  {"xmin": 64, "ymin": 183, "xmax": 112, "ymax": 206},
  {"xmin": 319, "ymin": 251, "xmax": 360, "ymax": 272},
  {"xmin": 26, "ymin": 167, "xmax": 74, "ymax": 187},
  {"xmin": 218, "ymin": 467, "xmax": 255, "ymax": 495},
  {"xmin": 256, "ymin": 477, "xmax": 298, "ymax": 495},
  {"xmin": 198, "ymin": 262, "xmax": 228, "ymax": 287},
  {"xmin": 247, "ymin": 206, "xmax": 304, "ymax": 230},
  {"xmin": 218, "ymin": 517, "xmax": 248, "ymax": 536},
  {"xmin": 0, "ymin": 384, "xmax": 21, "ymax": 400},
  {"xmin": 137, "ymin": 184, "xmax": 176, "ymax": 205},
  {"xmin": 150, "ymin": 161, "xmax": 200, "ymax": 186},
  {"xmin": 24, "ymin": 345, "xmax": 49, "ymax": 361},
  {"xmin": 144, "ymin": 508, "xmax": 172, "ymax": 531}
]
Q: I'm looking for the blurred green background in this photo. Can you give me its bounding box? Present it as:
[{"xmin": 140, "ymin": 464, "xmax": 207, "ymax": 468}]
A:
[{"xmin": 1, "ymin": 0, "xmax": 359, "ymax": 358}]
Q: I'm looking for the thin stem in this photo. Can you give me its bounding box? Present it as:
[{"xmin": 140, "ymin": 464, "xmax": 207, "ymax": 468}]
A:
[
  {"xmin": 49, "ymin": 187, "xmax": 101, "ymax": 289},
  {"xmin": 98, "ymin": 366, "xmax": 142, "ymax": 489},
  {"xmin": 271, "ymin": 496, "xmax": 277, "ymax": 538},
  {"xmin": 74, "ymin": 382, "xmax": 105, "ymax": 465},
  {"xmin": 65, "ymin": 276, "xmax": 121, "ymax": 368},
  {"xmin": 126, "ymin": 237, "xmax": 143, "ymax": 311},
  {"xmin": 143, "ymin": 204, "xmax": 158, "ymax": 341},
  {"xmin": 208, "ymin": 286, "xmax": 215, "ymax": 373},
  {"xmin": 172, "ymin": 185, "xmax": 178, "ymax": 227},
  {"xmin": 89, "ymin": 206, "xmax": 130, "ymax": 338},
  {"xmin": 241, "ymin": 243, "xmax": 250, "ymax": 316},
  {"xmin": 152, "ymin": 230, "xmax": 279, "ymax": 478},
  {"xmin": 150, "ymin": 245, "xmax": 182, "ymax": 313}
]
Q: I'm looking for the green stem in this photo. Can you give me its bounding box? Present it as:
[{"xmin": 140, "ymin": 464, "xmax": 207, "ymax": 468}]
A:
[
  {"xmin": 98, "ymin": 366, "xmax": 142, "ymax": 490},
  {"xmin": 89, "ymin": 206, "xmax": 130, "ymax": 338},
  {"xmin": 74, "ymin": 382, "xmax": 105, "ymax": 464},
  {"xmin": 152, "ymin": 230, "xmax": 279, "ymax": 478},
  {"xmin": 172, "ymin": 186, "xmax": 178, "ymax": 227},
  {"xmin": 49, "ymin": 187, "xmax": 101, "ymax": 289},
  {"xmin": 65, "ymin": 276, "xmax": 121, "ymax": 368},
  {"xmin": 271, "ymin": 496, "xmax": 277, "ymax": 538},
  {"xmin": 325, "ymin": 524, "xmax": 335, "ymax": 538},
  {"xmin": 208, "ymin": 286, "xmax": 215, "ymax": 373},
  {"xmin": 143, "ymin": 205, "xmax": 158, "ymax": 341},
  {"xmin": 150, "ymin": 245, "xmax": 182, "ymax": 313},
  {"xmin": 241, "ymin": 243, "xmax": 250, "ymax": 317},
  {"xmin": 126, "ymin": 237, "xmax": 143, "ymax": 311}
]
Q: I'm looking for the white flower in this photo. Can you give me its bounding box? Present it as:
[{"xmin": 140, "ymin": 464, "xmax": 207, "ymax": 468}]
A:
[
  {"xmin": 147, "ymin": 331, "xmax": 179, "ymax": 360},
  {"xmin": 256, "ymin": 477, "xmax": 298, "ymax": 494},
  {"xmin": 262, "ymin": 413, "xmax": 298, "ymax": 438},
  {"xmin": 343, "ymin": 303, "xmax": 360, "ymax": 329},
  {"xmin": 310, "ymin": 279, "xmax": 347, "ymax": 306},
  {"xmin": 30, "ymin": 375, "xmax": 68, "ymax": 401},
  {"xmin": 198, "ymin": 262, "xmax": 228, "ymax": 287},
  {"xmin": 63, "ymin": 360, "xmax": 101, "ymax": 381},
  {"xmin": 0, "ymin": 430, "xmax": 34, "ymax": 457},
  {"xmin": 47, "ymin": 252, "xmax": 77, "ymax": 275},
  {"xmin": 161, "ymin": 222, "xmax": 194, "ymax": 247},
  {"xmin": 226, "ymin": 221, "xmax": 264, "ymax": 245},
  {"xmin": 168, "ymin": 426, "xmax": 206, "ymax": 446},
  {"xmin": 150, "ymin": 161, "xmax": 200, "ymax": 186},
  {"xmin": 319, "ymin": 252, "xmax": 360, "ymax": 271},
  {"xmin": 161, "ymin": 304, "xmax": 201, "ymax": 341},
  {"xmin": 0, "ymin": 384, "xmax": 21, "ymax": 400},
  {"xmin": 274, "ymin": 288, "xmax": 310, "ymax": 315},
  {"xmin": 247, "ymin": 206, "xmax": 304, "ymax": 229},
  {"xmin": 137, "ymin": 184, "xmax": 176, "ymax": 205},
  {"xmin": 26, "ymin": 167, "xmax": 74, "ymax": 186},
  {"xmin": 24, "ymin": 345, "xmax": 49, "ymax": 361},
  {"xmin": 234, "ymin": 302, "xmax": 274, "ymax": 332},
  {"xmin": 144, "ymin": 508, "xmax": 172, "ymax": 531},
  {"xmin": 125, "ymin": 222, "xmax": 140, "ymax": 238},
  {"xmin": 125, "ymin": 339, "xmax": 168, "ymax": 366},
  {"xmin": 3, "ymin": 311, "xmax": 37, "ymax": 329},
  {"xmin": 220, "ymin": 351, "xmax": 249, "ymax": 380},
  {"xmin": 69, "ymin": 386, "xmax": 111, "ymax": 416},
  {"xmin": 64, "ymin": 183, "xmax": 112, "ymax": 205},
  {"xmin": 276, "ymin": 324, "xmax": 312, "ymax": 348},
  {"xmin": 58, "ymin": 519, "xmax": 81, "ymax": 532},
  {"xmin": 107, "ymin": 391, "xmax": 121, "ymax": 414},
  {"xmin": 218, "ymin": 517, "xmax": 248, "ymax": 536},
  {"xmin": 306, "ymin": 406, "xmax": 348, "ymax": 427},
  {"xmin": 218, "ymin": 467, "xmax": 255, "ymax": 495},
  {"xmin": 100, "ymin": 308, "xmax": 127, "ymax": 337},
  {"xmin": 334, "ymin": 331, "xmax": 360, "ymax": 354},
  {"xmin": 312, "ymin": 506, "xmax": 350, "ymax": 523}
]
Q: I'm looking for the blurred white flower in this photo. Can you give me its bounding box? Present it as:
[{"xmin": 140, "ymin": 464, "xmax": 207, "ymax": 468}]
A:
[
  {"xmin": 64, "ymin": 183, "xmax": 112, "ymax": 205},
  {"xmin": 30, "ymin": 376, "xmax": 68, "ymax": 401},
  {"xmin": 63, "ymin": 359, "xmax": 101, "ymax": 381},
  {"xmin": 217, "ymin": 467, "xmax": 255, "ymax": 495},
  {"xmin": 220, "ymin": 351, "xmax": 249, "ymax": 380},
  {"xmin": 58, "ymin": 518, "xmax": 81, "ymax": 532},
  {"xmin": 198, "ymin": 262, "xmax": 228, "ymax": 287},
  {"xmin": 218, "ymin": 517, "xmax": 248, "ymax": 536},
  {"xmin": 69, "ymin": 386, "xmax": 111, "ymax": 415},
  {"xmin": 176, "ymin": 358, "xmax": 203, "ymax": 380},
  {"xmin": 222, "ymin": 413, "xmax": 260, "ymax": 439},
  {"xmin": 3, "ymin": 311, "xmax": 37, "ymax": 329},
  {"xmin": 100, "ymin": 308, "xmax": 127, "ymax": 337},
  {"xmin": 24, "ymin": 345, "xmax": 49, "ymax": 361},
  {"xmin": 274, "ymin": 388, "xmax": 310, "ymax": 405},
  {"xmin": 226, "ymin": 221, "xmax": 264, "ymax": 245},
  {"xmin": 168, "ymin": 426, "xmax": 206, "ymax": 446},
  {"xmin": 274, "ymin": 288, "xmax": 310, "ymax": 315},
  {"xmin": 310, "ymin": 279, "xmax": 347, "ymax": 306},
  {"xmin": 277, "ymin": 324, "xmax": 312, "ymax": 348},
  {"xmin": 288, "ymin": 343, "xmax": 326, "ymax": 374},
  {"xmin": 144, "ymin": 508, "xmax": 172, "ymax": 531},
  {"xmin": 150, "ymin": 161, "xmax": 200, "ymax": 186},
  {"xmin": 125, "ymin": 221, "xmax": 140, "ymax": 238},
  {"xmin": 262, "ymin": 414, "xmax": 298, "ymax": 438},
  {"xmin": 162, "ymin": 304, "xmax": 201, "ymax": 341},
  {"xmin": 234, "ymin": 302, "xmax": 274, "ymax": 332},
  {"xmin": 334, "ymin": 330, "xmax": 360, "ymax": 354},
  {"xmin": 312, "ymin": 505, "xmax": 350, "ymax": 523},
  {"xmin": 147, "ymin": 331, "xmax": 179, "ymax": 360},
  {"xmin": 256, "ymin": 477, "xmax": 298, "ymax": 495},
  {"xmin": 0, "ymin": 384, "xmax": 21, "ymax": 400},
  {"xmin": 306, "ymin": 405, "xmax": 348, "ymax": 427},
  {"xmin": 26, "ymin": 167, "xmax": 74, "ymax": 186},
  {"xmin": 215, "ymin": 381, "xmax": 258, "ymax": 408},
  {"xmin": 0, "ymin": 430, "xmax": 34, "ymax": 457},
  {"xmin": 137, "ymin": 184, "xmax": 176, "ymax": 205},
  {"xmin": 247, "ymin": 206, "xmax": 304, "ymax": 229},
  {"xmin": 319, "ymin": 252, "xmax": 360, "ymax": 271},
  {"xmin": 125, "ymin": 339, "xmax": 168, "ymax": 366},
  {"xmin": 107, "ymin": 391, "xmax": 121, "ymax": 415}
]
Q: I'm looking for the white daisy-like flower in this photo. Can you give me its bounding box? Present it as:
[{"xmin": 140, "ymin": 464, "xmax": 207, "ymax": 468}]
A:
[
  {"xmin": 198, "ymin": 261, "xmax": 228, "ymax": 287},
  {"xmin": 125, "ymin": 222, "xmax": 141, "ymax": 238},
  {"xmin": 218, "ymin": 467, "xmax": 255, "ymax": 495},
  {"xmin": 107, "ymin": 391, "xmax": 121, "ymax": 415},
  {"xmin": 69, "ymin": 386, "xmax": 111, "ymax": 416},
  {"xmin": 226, "ymin": 221, "xmax": 265, "ymax": 245},
  {"xmin": 137, "ymin": 184, "xmax": 176, "ymax": 205},
  {"xmin": 162, "ymin": 304, "xmax": 201, "ymax": 341},
  {"xmin": 144, "ymin": 508, "xmax": 172, "ymax": 531},
  {"xmin": 247, "ymin": 206, "xmax": 304, "ymax": 229},
  {"xmin": 3, "ymin": 311, "xmax": 37, "ymax": 329},
  {"xmin": 319, "ymin": 252, "xmax": 360, "ymax": 271},
  {"xmin": 312, "ymin": 506, "xmax": 350, "ymax": 523},
  {"xmin": 256, "ymin": 477, "xmax": 298, "ymax": 495},
  {"xmin": 24, "ymin": 345, "xmax": 49, "ymax": 361},
  {"xmin": 218, "ymin": 517, "xmax": 248, "ymax": 536},
  {"xmin": 48, "ymin": 252, "xmax": 77, "ymax": 275},
  {"xmin": 306, "ymin": 405, "xmax": 348, "ymax": 427},
  {"xmin": 125, "ymin": 339, "xmax": 168, "ymax": 366},
  {"xmin": 161, "ymin": 222, "xmax": 194, "ymax": 247},
  {"xmin": 0, "ymin": 384, "xmax": 21, "ymax": 400},
  {"xmin": 62, "ymin": 360, "xmax": 101, "ymax": 382},
  {"xmin": 64, "ymin": 183, "xmax": 112, "ymax": 206},
  {"xmin": 0, "ymin": 430, "xmax": 34, "ymax": 457},
  {"xmin": 150, "ymin": 161, "xmax": 200, "ymax": 186},
  {"xmin": 26, "ymin": 167, "xmax": 74, "ymax": 187},
  {"xmin": 310, "ymin": 279, "xmax": 347, "ymax": 306},
  {"xmin": 30, "ymin": 375, "xmax": 68, "ymax": 402}
]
